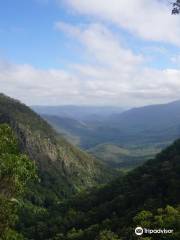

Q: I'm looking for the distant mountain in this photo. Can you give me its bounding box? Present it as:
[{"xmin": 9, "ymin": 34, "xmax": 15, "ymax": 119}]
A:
[
  {"xmin": 36, "ymin": 100, "xmax": 180, "ymax": 170},
  {"xmin": 42, "ymin": 114, "xmax": 98, "ymax": 147},
  {"xmin": 36, "ymin": 100, "xmax": 180, "ymax": 147},
  {"xmin": 107, "ymin": 100, "xmax": 180, "ymax": 143},
  {"xmin": 41, "ymin": 115, "xmax": 87, "ymax": 146},
  {"xmin": 32, "ymin": 105, "xmax": 124, "ymax": 122},
  {"xmin": 0, "ymin": 94, "xmax": 115, "ymax": 200}
]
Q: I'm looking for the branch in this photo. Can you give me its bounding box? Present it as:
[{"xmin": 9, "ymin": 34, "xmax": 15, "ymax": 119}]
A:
[{"xmin": 172, "ymin": 0, "xmax": 180, "ymax": 14}]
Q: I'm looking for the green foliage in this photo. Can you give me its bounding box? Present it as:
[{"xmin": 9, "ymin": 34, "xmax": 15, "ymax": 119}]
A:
[
  {"xmin": 0, "ymin": 93, "xmax": 115, "ymax": 203},
  {"xmin": 133, "ymin": 206, "xmax": 180, "ymax": 239},
  {"xmin": 1, "ymin": 229, "xmax": 24, "ymax": 240},
  {"xmin": 0, "ymin": 154, "xmax": 37, "ymax": 197},
  {"xmin": 1, "ymin": 95, "xmax": 180, "ymax": 240},
  {"xmin": 67, "ymin": 228, "xmax": 84, "ymax": 240},
  {"xmin": 0, "ymin": 124, "xmax": 37, "ymax": 239},
  {"xmin": 0, "ymin": 124, "xmax": 18, "ymax": 154},
  {"xmin": 0, "ymin": 124, "xmax": 37, "ymax": 198},
  {"xmin": 133, "ymin": 211, "xmax": 153, "ymax": 228},
  {"xmin": 89, "ymin": 143, "xmax": 162, "ymax": 170},
  {"xmin": 95, "ymin": 230, "xmax": 120, "ymax": 240},
  {"xmin": 29, "ymin": 137, "xmax": 180, "ymax": 240}
]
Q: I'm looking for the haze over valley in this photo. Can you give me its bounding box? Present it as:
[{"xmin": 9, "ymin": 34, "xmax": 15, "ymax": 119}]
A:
[
  {"xmin": 32, "ymin": 100, "xmax": 180, "ymax": 169},
  {"xmin": 1, "ymin": 0, "xmax": 180, "ymax": 239}
]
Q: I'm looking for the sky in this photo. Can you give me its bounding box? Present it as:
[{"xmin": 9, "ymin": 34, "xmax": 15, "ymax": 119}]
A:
[{"xmin": 1, "ymin": 0, "xmax": 180, "ymax": 107}]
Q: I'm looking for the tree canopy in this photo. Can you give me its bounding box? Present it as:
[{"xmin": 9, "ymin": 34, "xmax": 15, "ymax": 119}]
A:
[
  {"xmin": 0, "ymin": 124, "xmax": 37, "ymax": 239},
  {"xmin": 172, "ymin": 0, "xmax": 180, "ymax": 14}
]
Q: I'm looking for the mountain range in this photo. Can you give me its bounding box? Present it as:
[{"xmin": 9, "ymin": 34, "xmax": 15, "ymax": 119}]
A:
[
  {"xmin": 33, "ymin": 100, "xmax": 180, "ymax": 169},
  {"xmin": 32, "ymin": 105, "xmax": 124, "ymax": 122}
]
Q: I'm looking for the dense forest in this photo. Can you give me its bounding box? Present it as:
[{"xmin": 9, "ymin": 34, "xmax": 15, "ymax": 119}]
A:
[
  {"xmin": 0, "ymin": 120, "xmax": 180, "ymax": 239},
  {"xmin": 0, "ymin": 94, "xmax": 115, "ymax": 203},
  {"xmin": 0, "ymin": 124, "xmax": 36, "ymax": 239}
]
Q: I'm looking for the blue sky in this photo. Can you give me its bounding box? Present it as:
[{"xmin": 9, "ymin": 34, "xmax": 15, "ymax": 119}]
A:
[
  {"xmin": 1, "ymin": 0, "xmax": 180, "ymax": 106},
  {"xmin": 0, "ymin": 0, "xmax": 72, "ymax": 68}
]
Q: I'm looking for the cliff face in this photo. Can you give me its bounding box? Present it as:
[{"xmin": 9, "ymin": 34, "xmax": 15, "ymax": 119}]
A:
[{"xmin": 0, "ymin": 94, "xmax": 114, "ymax": 198}]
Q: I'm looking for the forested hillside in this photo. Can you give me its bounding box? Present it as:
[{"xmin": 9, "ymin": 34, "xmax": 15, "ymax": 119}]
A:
[
  {"xmin": 17, "ymin": 136, "xmax": 180, "ymax": 239},
  {"xmin": 0, "ymin": 98, "xmax": 180, "ymax": 239},
  {"xmin": 0, "ymin": 94, "xmax": 115, "ymax": 202},
  {"xmin": 0, "ymin": 124, "xmax": 37, "ymax": 239}
]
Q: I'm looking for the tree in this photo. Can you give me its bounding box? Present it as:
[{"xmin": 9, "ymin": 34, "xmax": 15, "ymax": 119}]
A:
[
  {"xmin": 172, "ymin": 0, "xmax": 180, "ymax": 14},
  {"xmin": 67, "ymin": 228, "xmax": 84, "ymax": 240},
  {"xmin": 95, "ymin": 230, "xmax": 121, "ymax": 240},
  {"xmin": 133, "ymin": 205, "xmax": 180, "ymax": 240},
  {"xmin": 0, "ymin": 124, "xmax": 37, "ymax": 239}
]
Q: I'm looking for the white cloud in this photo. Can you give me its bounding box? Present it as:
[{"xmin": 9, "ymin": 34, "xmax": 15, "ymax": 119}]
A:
[
  {"xmin": 1, "ymin": 21, "xmax": 180, "ymax": 107},
  {"xmin": 171, "ymin": 54, "xmax": 180, "ymax": 65},
  {"xmin": 0, "ymin": 61, "xmax": 81, "ymax": 105},
  {"xmin": 56, "ymin": 22, "xmax": 180, "ymax": 106},
  {"xmin": 0, "ymin": 61, "xmax": 180, "ymax": 107},
  {"xmin": 64, "ymin": 0, "xmax": 180, "ymax": 46},
  {"xmin": 55, "ymin": 22, "xmax": 143, "ymax": 70}
]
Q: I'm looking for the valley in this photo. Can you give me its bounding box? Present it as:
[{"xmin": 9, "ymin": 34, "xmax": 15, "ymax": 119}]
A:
[
  {"xmin": 0, "ymin": 94, "xmax": 180, "ymax": 239},
  {"xmin": 1, "ymin": 1, "xmax": 180, "ymax": 239},
  {"xmin": 33, "ymin": 100, "xmax": 180, "ymax": 170}
]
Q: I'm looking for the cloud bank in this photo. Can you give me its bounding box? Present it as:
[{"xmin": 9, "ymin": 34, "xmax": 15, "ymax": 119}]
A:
[
  {"xmin": 65, "ymin": 0, "xmax": 180, "ymax": 46},
  {"xmin": 1, "ymin": 20, "xmax": 180, "ymax": 106},
  {"xmin": 1, "ymin": 0, "xmax": 180, "ymax": 106}
]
